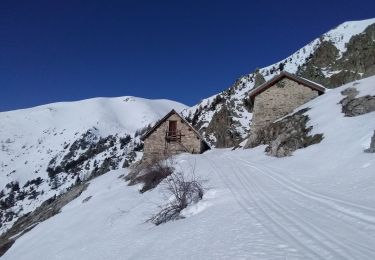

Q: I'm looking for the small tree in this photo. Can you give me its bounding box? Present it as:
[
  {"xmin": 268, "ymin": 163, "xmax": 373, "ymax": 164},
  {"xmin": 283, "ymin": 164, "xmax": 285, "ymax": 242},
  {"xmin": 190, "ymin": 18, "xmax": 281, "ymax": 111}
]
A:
[{"xmin": 50, "ymin": 175, "xmax": 61, "ymax": 190}]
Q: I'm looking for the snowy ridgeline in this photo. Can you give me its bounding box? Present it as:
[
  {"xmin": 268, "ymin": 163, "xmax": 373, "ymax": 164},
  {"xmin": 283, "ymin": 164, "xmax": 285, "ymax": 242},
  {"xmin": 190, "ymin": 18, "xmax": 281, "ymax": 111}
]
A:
[
  {"xmin": 0, "ymin": 96, "xmax": 187, "ymax": 233},
  {"xmin": 182, "ymin": 18, "xmax": 375, "ymax": 145},
  {"xmin": 2, "ymin": 76, "xmax": 375, "ymax": 260}
]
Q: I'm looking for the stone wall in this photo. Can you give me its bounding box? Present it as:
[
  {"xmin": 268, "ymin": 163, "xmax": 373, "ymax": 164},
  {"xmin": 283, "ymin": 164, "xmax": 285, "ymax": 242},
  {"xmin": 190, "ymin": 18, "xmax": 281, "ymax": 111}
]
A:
[
  {"xmin": 143, "ymin": 113, "xmax": 203, "ymax": 160},
  {"xmin": 251, "ymin": 78, "xmax": 319, "ymax": 129},
  {"xmin": 245, "ymin": 78, "xmax": 320, "ymax": 149}
]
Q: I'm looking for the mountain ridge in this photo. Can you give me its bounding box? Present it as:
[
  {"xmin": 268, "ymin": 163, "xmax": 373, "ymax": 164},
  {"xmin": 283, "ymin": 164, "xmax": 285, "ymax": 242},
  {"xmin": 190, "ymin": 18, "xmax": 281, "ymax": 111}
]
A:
[
  {"xmin": 183, "ymin": 17, "xmax": 375, "ymax": 147},
  {"xmin": 2, "ymin": 74, "xmax": 375, "ymax": 259},
  {"xmin": 1, "ymin": 17, "xmax": 375, "ymax": 250},
  {"xmin": 0, "ymin": 96, "xmax": 186, "ymax": 233}
]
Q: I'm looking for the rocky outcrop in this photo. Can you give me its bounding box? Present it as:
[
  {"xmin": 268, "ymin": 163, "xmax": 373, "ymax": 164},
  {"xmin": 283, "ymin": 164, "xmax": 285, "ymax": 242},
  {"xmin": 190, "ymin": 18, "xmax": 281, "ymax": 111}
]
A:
[
  {"xmin": 246, "ymin": 108, "xmax": 323, "ymax": 157},
  {"xmin": 365, "ymin": 130, "xmax": 375, "ymax": 153},
  {"xmin": 298, "ymin": 24, "xmax": 375, "ymax": 88},
  {"xmin": 341, "ymin": 87, "xmax": 359, "ymax": 97},
  {"xmin": 342, "ymin": 24, "xmax": 375, "ymax": 78},
  {"xmin": 204, "ymin": 105, "xmax": 242, "ymax": 148},
  {"xmin": 185, "ymin": 22, "xmax": 375, "ymax": 148},
  {"xmin": 253, "ymin": 71, "xmax": 266, "ymax": 88},
  {"xmin": 340, "ymin": 87, "xmax": 375, "ymax": 117},
  {"xmin": 297, "ymin": 41, "xmax": 340, "ymax": 86}
]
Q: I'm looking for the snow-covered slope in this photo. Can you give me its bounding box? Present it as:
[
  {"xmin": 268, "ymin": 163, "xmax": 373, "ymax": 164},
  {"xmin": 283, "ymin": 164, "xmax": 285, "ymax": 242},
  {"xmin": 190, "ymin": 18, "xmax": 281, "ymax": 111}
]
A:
[
  {"xmin": 0, "ymin": 96, "xmax": 187, "ymax": 233},
  {"xmin": 3, "ymin": 76, "xmax": 375, "ymax": 259},
  {"xmin": 184, "ymin": 18, "xmax": 375, "ymax": 147}
]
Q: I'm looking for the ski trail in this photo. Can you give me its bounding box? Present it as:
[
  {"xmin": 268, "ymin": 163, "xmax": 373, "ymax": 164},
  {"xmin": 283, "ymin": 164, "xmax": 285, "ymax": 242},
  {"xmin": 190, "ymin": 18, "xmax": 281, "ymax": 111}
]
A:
[
  {"xmin": 234, "ymin": 156, "xmax": 375, "ymax": 226},
  {"xmin": 203, "ymin": 154, "xmax": 324, "ymax": 259},
  {"xmin": 234, "ymin": 160, "xmax": 375, "ymax": 257},
  {"xmin": 234, "ymin": 168, "xmax": 355, "ymax": 260},
  {"xmin": 219, "ymin": 155, "xmax": 355, "ymax": 259},
  {"xmin": 203, "ymin": 152, "xmax": 375, "ymax": 259},
  {"xmin": 233, "ymin": 163, "xmax": 375, "ymax": 260}
]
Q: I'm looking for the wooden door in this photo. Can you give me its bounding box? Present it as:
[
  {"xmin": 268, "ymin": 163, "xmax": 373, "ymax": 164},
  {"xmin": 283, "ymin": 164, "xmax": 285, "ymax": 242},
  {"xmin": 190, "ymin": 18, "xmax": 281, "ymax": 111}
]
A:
[{"xmin": 168, "ymin": 121, "xmax": 177, "ymax": 136}]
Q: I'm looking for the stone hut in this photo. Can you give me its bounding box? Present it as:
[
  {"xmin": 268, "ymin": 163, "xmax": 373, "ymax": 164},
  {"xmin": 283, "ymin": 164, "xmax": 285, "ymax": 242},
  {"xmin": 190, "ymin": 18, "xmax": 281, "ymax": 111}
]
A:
[
  {"xmin": 141, "ymin": 109, "xmax": 210, "ymax": 161},
  {"xmin": 246, "ymin": 72, "xmax": 325, "ymax": 147}
]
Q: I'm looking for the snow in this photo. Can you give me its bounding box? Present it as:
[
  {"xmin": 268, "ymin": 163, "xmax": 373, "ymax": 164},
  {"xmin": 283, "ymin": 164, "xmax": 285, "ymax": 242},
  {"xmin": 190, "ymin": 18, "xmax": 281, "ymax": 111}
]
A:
[
  {"xmin": 323, "ymin": 18, "xmax": 375, "ymax": 54},
  {"xmin": 0, "ymin": 96, "xmax": 187, "ymax": 233},
  {"xmin": 0, "ymin": 95, "xmax": 186, "ymax": 184},
  {"xmin": 186, "ymin": 18, "xmax": 375, "ymax": 144},
  {"xmin": 3, "ymin": 76, "xmax": 375, "ymax": 259},
  {"xmin": 261, "ymin": 18, "xmax": 375, "ymax": 77}
]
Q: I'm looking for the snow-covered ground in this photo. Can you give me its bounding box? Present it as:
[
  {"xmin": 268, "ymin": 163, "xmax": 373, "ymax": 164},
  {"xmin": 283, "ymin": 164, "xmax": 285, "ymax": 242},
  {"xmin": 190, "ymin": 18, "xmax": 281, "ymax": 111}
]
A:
[
  {"xmin": 0, "ymin": 96, "xmax": 186, "ymax": 185},
  {"xmin": 0, "ymin": 96, "xmax": 186, "ymax": 233},
  {"xmin": 3, "ymin": 76, "xmax": 375, "ymax": 259}
]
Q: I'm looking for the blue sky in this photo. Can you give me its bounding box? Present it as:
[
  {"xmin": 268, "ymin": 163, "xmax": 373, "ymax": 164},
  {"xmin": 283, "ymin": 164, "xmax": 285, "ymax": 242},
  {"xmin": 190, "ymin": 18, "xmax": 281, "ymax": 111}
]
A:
[{"xmin": 1, "ymin": 0, "xmax": 375, "ymax": 111}]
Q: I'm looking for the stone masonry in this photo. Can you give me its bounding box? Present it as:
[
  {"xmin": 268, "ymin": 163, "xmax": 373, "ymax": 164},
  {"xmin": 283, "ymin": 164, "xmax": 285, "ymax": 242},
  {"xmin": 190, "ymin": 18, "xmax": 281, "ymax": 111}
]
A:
[
  {"xmin": 245, "ymin": 74, "xmax": 323, "ymax": 148},
  {"xmin": 143, "ymin": 112, "xmax": 207, "ymax": 161},
  {"xmin": 251, "ymin": 77, "xmax": 319, "ymax": 129}
]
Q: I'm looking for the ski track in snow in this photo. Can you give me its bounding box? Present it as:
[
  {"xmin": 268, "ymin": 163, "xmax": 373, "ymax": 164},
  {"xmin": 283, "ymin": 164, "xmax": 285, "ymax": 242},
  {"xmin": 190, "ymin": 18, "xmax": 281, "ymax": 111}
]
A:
[
  {"xmin": 204, "ymin": 154, "xmax": 320, "ymax": 259},
  {"xmin": 206, "ymin": 152, "xmax": 375, "ymax": 260},
  {"xmin": 3, "ymin": 148, "xmax": 375, "ymax": 260},
  {"xmin": 237, "ymin": 158, "xmax": 375, "ymax": 225}
]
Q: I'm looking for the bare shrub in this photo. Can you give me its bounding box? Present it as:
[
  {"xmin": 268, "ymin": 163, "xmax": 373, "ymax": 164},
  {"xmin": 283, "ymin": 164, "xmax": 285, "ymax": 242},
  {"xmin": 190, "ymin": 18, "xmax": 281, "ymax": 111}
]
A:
[
  {"xmin": 148, "ymin": 169, "xmax": 205, "ymax": 225},
  {"xmin": 127, "ymin": 157, "xmax": 174, "ymax": 193}
]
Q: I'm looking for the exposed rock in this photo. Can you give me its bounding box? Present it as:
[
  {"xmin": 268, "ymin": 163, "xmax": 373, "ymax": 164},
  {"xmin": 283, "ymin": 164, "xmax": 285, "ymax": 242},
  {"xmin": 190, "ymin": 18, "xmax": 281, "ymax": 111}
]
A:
[
  {"xmin": 298, "ymin": 24, "xmax": 375, "ymax": 88},
  {"xmin": 204, "ymin": 105, "xmax": 242, "ymax": 148},
  {"xmin": 185, "ymin": 22, "xmax": 375, "ymax": 149},
  {"xmin": 364, "ymin": 130, "xmax": 375, "ymax": 153},
  {"xmin": 340, "ymin": 92, "xmax": 375, "ymax": 117},
  {"xmin": 246, "ymin": 108, "xmax": 324, "ymax": 157},
  {"xmin": 253, "ymin": 71, "xmax": 266, "ymax": 88},
  {"xmin": 82, "ymin": 195, "xmax": 92, "ymax": 203},
  {"xmin": 343, "ymin": 24, "xmax": 375, "ymax": 78},
  {"xmin": 297, "ymin": 41, "xmax": 340, "ymax": 86},
  {"xmin": 341, "ymin": 87, "xmax": 359, "ymax": 97},
  {"xmin": 308, "ymin": 40, "xmax": 340, "ymax": 67},
  {"xmin": 328, "ymin": 70, "xmax": 361, "ymax": 88},
  {"xmin": 242, "ymin": 72, "xmax": 266, "ymax": 113},
  {"xmin": 0, "ymin": 240, "xmax": 14, "ymax": 257}
]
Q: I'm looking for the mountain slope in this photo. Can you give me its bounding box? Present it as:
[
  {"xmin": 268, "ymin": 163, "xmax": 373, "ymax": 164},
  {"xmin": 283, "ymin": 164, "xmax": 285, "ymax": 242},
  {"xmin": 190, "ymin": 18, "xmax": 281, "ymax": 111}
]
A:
[
  {"xmin": 3, "ymin": 76, "xmax": 375, "ymax": 260},
  {"xmin": 183, "ymin": 18, "xmax": 375, "ymax": 147},
  {"xmin": 0, "ymin": 97, "xmax": 187, "ymax": 233}
]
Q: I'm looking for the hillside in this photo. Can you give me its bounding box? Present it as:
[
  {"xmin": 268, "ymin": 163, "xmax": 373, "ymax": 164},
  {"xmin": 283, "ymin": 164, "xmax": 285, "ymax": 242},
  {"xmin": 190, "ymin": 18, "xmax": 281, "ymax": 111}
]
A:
[
  {"xmin": 183, "ymin": 18, "xmax": 375, "ymax": 147},
  {"xmin": 1, "ymin": 17, "xmax": 375, "ymax": 259},
  {"xmin": 2, "ymin": 75, "xmax": 375, "ymax": 260},
  {"xmin": 0, "ymin": 97, "xmax": 186, "ymax": 233}
]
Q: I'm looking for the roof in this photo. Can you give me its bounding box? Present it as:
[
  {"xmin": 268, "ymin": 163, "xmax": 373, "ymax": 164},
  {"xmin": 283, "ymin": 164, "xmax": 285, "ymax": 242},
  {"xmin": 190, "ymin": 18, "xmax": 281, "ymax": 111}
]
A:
[
  {"xmin": 248, "ymin": 72, "xmax": 326, "ymax": 100},
  {"xmin": 140, "ymin": 109, "xmax": 210, "ymax": 146}
]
